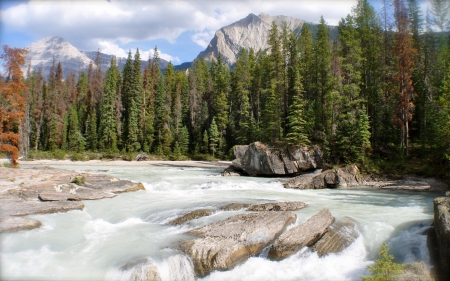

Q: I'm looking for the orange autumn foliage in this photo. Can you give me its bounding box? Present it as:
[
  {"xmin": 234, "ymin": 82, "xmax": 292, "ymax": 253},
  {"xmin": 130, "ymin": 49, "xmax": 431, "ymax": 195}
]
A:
[{"xmin": 0, "ymin": 45, "xmax": 28, "ymax": 166}]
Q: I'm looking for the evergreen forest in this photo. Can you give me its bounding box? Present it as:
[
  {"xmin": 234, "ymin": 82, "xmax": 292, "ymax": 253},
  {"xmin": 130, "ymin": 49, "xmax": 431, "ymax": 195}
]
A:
[{"xmin": 1, "ymin": 0, "xmax": 450, "ymax": 179}]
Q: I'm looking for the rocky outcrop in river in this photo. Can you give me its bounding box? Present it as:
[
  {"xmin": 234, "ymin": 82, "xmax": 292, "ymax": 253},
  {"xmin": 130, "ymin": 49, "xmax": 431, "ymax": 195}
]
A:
[
  {"xmin": 268, "ymin": 208, "xmax": 335, "ymax": 260},
  {"xmin": 433, "ymin": 196, "xmax": 450, "ymax": 278},
  {"xmin": 284, "ymin": 165, "xmax": 362, "ymax": 189},
  {"xmin": 0, "ymin": 167, "xmax": 145, "ymax": 233},
  {"xmin": 222, "ymin": 142, "xmax": 323, "ymax": 176},
  {"xmin": 312, "ymin": 217, "xmax": 360, "ymax": 256},
  {"xmin": 180, "ymin": 211, "xmax": 296, "ymax": 277}
]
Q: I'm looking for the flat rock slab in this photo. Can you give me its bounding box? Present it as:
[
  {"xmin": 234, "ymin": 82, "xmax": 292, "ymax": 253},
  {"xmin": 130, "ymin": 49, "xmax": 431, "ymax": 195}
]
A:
[
  {"xmin": 380, "ymin": 180, "xmax": 430, "ymax": 191},
  {"xmin": 180, "ymin": 211, "xmax": 296, "ymax": 277},
  {"xmin": 312, "ymin": 217, "xmax": 360, "ymax": 257},
  {"xmin": 247, "ymin": 201, "xmax": 307, "ymax": 211},
  {"xmin": 0, "ymin": 167, "xmax": 144, "ymax": 233},
  {"xmin": 268, "ymin": 208, "xmax": 335, "ymax": 260},
  {"xmin": 219, "ymin": 203, "xmax": 251, "ymax": 211},
  {"xmin": 169, "ymin": 209, "xmax": 214, "ymax": 225}
]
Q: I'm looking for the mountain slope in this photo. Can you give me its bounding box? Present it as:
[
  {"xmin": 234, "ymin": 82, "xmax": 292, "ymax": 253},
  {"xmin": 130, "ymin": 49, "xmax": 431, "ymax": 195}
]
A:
[
  {"xmin": 25, "ymin": 36, "xmax": 93, "ymax": 77},
  {"xmin": 197, "ymin": 13, "xmax": 337, "ymax": 66},
  {"xmin": 24, "ymin": 36, "xmax": 170, "ymax": 78}
]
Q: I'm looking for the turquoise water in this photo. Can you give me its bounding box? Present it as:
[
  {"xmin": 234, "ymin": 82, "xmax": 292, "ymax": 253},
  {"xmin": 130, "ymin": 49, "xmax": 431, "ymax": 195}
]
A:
[{"xmin": 0, "ymin": 165, "xmax": 437, "ymax": 280}]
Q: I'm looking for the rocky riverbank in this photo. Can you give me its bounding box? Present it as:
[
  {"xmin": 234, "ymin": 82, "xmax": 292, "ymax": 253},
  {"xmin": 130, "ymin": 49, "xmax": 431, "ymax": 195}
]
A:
[
  {"xmin": 223, "ymin": 141, "xmax": 448, "ymax": 193},
  {"xmin": 0, "ymin": 167, "xmax": 145, "ymax": 233}
]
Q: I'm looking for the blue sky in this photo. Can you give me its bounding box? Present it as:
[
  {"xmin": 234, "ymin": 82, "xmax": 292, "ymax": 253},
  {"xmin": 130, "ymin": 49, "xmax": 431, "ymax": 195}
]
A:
[{"xmin": 0, "ymin": 0, "xmax": 431, "ymax": 65}]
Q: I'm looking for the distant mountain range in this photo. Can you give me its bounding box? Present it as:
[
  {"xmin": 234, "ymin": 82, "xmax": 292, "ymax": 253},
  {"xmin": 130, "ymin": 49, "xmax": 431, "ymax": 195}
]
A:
[
  {"xmin": 22, "ymin": 13, "xmax": 338, "ymax": 77},
  {"xmin": 23, "ymin": 36, "xmax": 170, "ymax": 78}
]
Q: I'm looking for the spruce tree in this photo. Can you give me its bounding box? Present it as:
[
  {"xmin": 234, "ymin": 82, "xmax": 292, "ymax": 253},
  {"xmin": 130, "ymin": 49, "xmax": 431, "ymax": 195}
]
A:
[
  {"xmin": 67, "ymin": 105, "xmax": 85, "ymax": 152},
  {"xmin": 285, "ymin": 68, "xmax": 309, "ymax": 146},
  {"xmin": 127, "ymin": 49, "xmax": 143, "ymax": 152},
  {"xmin": 99, "ymin": 57, "xmax": 120, "ymax": 151},
  {"xmin": 121, "ymin": 50, "xmax": 133, "ymax": 149},
  {"xmin": 209, "ymin": 118, "xmax": 219, "ymax": 157},
  {"xmin": 86, "ymin": 111, "xmax": 98, "ymax": 150},
  {"xmin": 315, "ymin": 16, "xmax": 333, "ymax": 138},
  {"xmin": 178, "ymin": 125, "xmax": 189, "ymax": 155}
]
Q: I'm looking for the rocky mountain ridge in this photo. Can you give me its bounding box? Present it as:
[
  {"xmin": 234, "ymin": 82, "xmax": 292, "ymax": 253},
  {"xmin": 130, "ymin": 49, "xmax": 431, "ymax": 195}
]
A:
[
  {"xmin": 23, "ymin": 36, "xmax": 170, "ymax": 78},
  {"xmin": 197, "ymin": 12, "xmax": 338, "ymax": 66}
]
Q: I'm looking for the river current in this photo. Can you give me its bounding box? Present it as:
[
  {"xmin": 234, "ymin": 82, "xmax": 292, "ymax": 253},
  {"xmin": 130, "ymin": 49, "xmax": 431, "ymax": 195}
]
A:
[{"xmin": 0, "ymin": 165, "xmax": 437, "ymax": 280}]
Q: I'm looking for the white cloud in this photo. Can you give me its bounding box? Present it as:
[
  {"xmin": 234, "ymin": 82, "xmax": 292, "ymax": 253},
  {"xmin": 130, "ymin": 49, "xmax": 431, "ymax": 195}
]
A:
[{"xmin": 2, "ymin": 0, "xmax": 360, "ymax": 51}]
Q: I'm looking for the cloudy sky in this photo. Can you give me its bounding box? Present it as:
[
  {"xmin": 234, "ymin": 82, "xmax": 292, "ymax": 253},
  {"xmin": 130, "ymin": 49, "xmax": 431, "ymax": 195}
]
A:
[{"xmin": 0, "ymin": 0, "xmax": 430, "ymax": 64}]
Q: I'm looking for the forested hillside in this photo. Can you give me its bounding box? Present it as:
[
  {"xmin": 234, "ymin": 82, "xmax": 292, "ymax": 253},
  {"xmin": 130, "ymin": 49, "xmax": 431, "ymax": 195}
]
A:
[{"xmin": 1, "ymin": 0, "xmax": 449, "ymax": 177}]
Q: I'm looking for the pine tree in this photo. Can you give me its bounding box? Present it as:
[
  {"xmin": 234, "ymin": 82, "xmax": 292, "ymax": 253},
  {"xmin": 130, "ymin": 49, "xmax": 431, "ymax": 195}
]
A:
[
  {"xmin": 99, "ymin": 57, "xmax": 120, "ymax": 151},
  {"xmin": 262, "ymin": 81, "xmax": 281, "ymax": 142},
  {"xmin": 356, "ymin": 110, "xmax": 371, "ymax": 161},
  {"xmin": 211, "ymin": 53, "xmax": 229, "ymax": 153},
  {"xmin": 315, "ymin": 16, "xmax": 334, "ymax": 138},
  {"xmin": 121, "ymin": 50, "xmax": 133, "ymax": 149},
  {"xmin": 67, "ymin": 105, "xmax": 85, "ymax": 152},
  {"xmin": 127, "ymin": 49, "xmax": 143, "ymax": 152},
  {"xmin": 202, "ymin": 130, "xmax": 209, "ymax": 154},
  {"xmin": 285, "ymin": 58, "xmax": 309, "ymax": 146},
  {"xmin": 361, "ymin": 243, "xmax": 403, "ymax": 281},
  {"xmin": 178, "ymin": 125, "xmax": 189, "ymax": 155},
  {"xmin": 86, "ymin": 111, "xmax": 98, "ymax": 150},
  {"xmin": 209, "ymin": 118, "xmax": 219, "ymax": 157}
]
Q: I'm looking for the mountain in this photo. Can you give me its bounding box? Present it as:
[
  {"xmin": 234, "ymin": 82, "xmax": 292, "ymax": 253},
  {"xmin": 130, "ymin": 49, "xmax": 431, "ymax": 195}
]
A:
[
  {"xmin": 197, "ymin": 13, "xmax": 338, "ymax": 66},
  {"xmin": 24, "ymin": 36, "xmax": 170, "ymax": 78},
  {"xmin": 24, "ymin": 36, "xmax": 93, "ymax": 77}
]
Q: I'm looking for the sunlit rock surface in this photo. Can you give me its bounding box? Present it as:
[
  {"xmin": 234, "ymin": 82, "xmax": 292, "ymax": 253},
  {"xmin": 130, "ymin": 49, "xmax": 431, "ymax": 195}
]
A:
[
  {"xmin": 0, "ymin": 167, "xmax": 144, "ymax": 233},
  {"xmin": 268, "ymin": 208, "xmax": 335, "ymax": 260},
  {"xmin": 180, "ymin": 211, "xmax": 296, "ymax": 277}
]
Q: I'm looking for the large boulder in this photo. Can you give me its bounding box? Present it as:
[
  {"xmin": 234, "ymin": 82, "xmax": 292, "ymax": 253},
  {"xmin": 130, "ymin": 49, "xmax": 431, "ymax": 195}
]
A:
[
  {"xmin": 180, "ymin": 211, "xmax": 296, "ymax": 277},
  {"xmin": 268, "ymin": 208, "xmax": 335, "ymax": 260},
  {"xmin": 433, "ymin": 197, "xmax": 450, "ymax": 278},
  {"xmin": 284, "ymin": 165, "xmax": 362, "ymax": 189},
  {"xmin": 223, "ymin": 142, "xmax": 323, "ymax": 177},
  {"xmin": 312, "ymin": 217, "xmax": 360, "ymax": 256}
]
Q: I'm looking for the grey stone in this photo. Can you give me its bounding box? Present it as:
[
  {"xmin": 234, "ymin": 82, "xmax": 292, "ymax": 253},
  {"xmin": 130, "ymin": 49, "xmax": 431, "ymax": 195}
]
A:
[
  {"xmin": 180, "ymin": 211, "xmax": 296, "ymax": 277},
  {"xmin": 268, "ymin": 208, "xmax": 335, "ymax": 260},
  {"xmin": 312, "ymin": 217, "xmax": 360, "ymax": 256}
]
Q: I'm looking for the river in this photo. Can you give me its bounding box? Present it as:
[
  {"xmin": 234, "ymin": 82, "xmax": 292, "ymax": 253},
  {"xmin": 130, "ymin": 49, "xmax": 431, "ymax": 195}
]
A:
[{"xmin": 0, "ymin": 165, "xmax": 437, "ymax": 280}]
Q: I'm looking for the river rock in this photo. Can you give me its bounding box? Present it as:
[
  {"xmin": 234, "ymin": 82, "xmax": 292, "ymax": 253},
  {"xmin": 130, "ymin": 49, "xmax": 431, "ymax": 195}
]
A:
[
  {"xmin": 223, "ymin": 142, "xmax": 323, "ymax": 177},
  {"xmin": 0, "ymin": 167, "xmax": 144, "ymax": 233},
  {"xmin": 180, "ymin": 211, "xmax": 296, "ymax": 277},
  {"xmin": 0, "ymin": 217, "xmax": 42, "ymax": 233},
  {"xmin": 219, "ymin": 203, "xmax": 251, "ymax": 211},
  {"xmin": 433, "ymin": 197, "xmax": 450, "ymax": 278},
  {"xmin": 284, "ymin": 165, "xmax": 362, "ymax": 189},
  {"xmin": 135, "ymin": 153, "xmax": 150, "ymax": 161},
  {"xmin": 119, "ymin": 258, "xmax": 161, "ymax": 281},
  {"xmin": 247, "ymin": 201, "xmax": 307, "ymax": 211},
  {"xmin": 312, "ymin": 217, "xmax": 360, "ymax": 256},
  {"xmin": 169, "ymin": 209, "xmax": 214, "ymax": 225},
  {"xmin": 395, "ymin": 262, "xmax": 432, "ymax": 281},
  {"xmin": 268, "ymin": 208, "xmax": 335, "ymax": 260}
]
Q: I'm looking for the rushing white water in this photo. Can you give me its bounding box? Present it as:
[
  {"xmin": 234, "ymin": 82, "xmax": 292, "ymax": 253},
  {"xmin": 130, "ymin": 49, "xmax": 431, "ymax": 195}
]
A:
[{"xmin": 0, "ymin": 165, "xmax": 437, "ymax": 281}]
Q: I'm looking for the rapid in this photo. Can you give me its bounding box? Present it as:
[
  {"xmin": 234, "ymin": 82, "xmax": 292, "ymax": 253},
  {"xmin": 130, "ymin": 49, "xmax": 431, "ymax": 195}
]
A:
[{"xmin": 0, "ymin": 165, "xmax": 436, "ymax": 280}]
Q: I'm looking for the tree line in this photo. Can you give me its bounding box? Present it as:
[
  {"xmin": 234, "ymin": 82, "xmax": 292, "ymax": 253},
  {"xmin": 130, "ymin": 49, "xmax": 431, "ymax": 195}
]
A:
[{"xmin": 1, "ymin": 0, "xmax": 449, "ymax": 169}]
